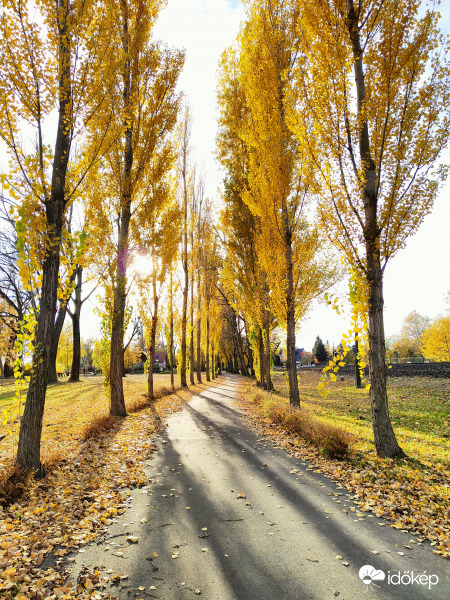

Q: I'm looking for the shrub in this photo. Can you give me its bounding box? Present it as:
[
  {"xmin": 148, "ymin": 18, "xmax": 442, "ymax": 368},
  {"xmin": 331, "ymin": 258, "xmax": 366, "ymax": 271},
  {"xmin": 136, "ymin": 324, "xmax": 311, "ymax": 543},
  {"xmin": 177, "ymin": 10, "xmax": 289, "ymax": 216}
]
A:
[
  {"xmin": 154, "ymin": 385, "xmax": 173, "ymax": 399},
  {"xmin": 82, "ymin": 415, "xmax": 118, "ymax": 441},
  {"xmin": 261, "ymin": 398, "xmax": 353, "ymax": 459},
  {"xmin": 0, "ymin": 460, "xmax": 29, "ymax": 507}
]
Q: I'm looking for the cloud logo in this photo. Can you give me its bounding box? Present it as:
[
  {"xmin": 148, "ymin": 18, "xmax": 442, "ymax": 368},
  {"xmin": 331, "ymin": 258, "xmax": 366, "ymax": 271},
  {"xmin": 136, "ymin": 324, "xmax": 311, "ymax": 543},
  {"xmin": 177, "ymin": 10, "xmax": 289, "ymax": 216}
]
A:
[{"xmin": 359, "ymin": 565, "xmax": 386, "ymax": 588}]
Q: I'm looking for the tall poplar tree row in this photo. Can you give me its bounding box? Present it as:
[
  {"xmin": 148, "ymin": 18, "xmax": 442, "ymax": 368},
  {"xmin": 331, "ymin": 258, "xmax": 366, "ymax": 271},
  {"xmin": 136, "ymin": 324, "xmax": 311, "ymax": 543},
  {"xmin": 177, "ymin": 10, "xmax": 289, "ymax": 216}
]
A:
[
  {"xmin": 134, "ymin": 169, "xmax": 181, "ymax": 400},
  {"xmin": 217, "ymin": 1, "xmax": 335, "ymax": 404},
  {"xmin": 0, "ymin": 0, "xmax": 119, "ymax": 473},
  {"xmin": 217, "ymin": 49, "xmax": 274, "ymax": 389},
  {"xmin": 288, "ymin": 0, "xmax": 450, "ymax": 457}
]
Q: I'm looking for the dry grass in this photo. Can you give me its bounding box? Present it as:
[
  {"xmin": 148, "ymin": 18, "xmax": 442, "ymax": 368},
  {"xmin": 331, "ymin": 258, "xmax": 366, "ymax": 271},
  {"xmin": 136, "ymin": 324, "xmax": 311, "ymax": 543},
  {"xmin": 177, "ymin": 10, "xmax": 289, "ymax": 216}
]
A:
[
  {"xmin": 247, "ymin": 388, "xmax": 354, "ymax": 459},
  {"xmin": 0, "ymin": 373, "xmax": 176, "ymax": 470},
  {"xmin": 82, "ymin": 415, "xmax": 119, "ymax": 441}
]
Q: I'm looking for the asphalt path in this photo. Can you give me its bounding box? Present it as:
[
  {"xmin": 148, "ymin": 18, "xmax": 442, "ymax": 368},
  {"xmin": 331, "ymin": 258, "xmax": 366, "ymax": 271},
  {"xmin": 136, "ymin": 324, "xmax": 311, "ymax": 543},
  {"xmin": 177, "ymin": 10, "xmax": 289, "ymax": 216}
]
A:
[{"xmin": 69, "ymin": 374, "xmax": 449, "ymax": 600}]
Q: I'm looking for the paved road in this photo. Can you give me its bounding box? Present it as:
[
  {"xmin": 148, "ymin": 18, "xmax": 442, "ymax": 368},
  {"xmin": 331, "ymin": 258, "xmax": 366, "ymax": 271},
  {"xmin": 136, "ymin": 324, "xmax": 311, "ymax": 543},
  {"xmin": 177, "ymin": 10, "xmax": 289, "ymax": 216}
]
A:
[{"xmin": 69, "ymin": 375, "xmax": 449, "ymax": 600}]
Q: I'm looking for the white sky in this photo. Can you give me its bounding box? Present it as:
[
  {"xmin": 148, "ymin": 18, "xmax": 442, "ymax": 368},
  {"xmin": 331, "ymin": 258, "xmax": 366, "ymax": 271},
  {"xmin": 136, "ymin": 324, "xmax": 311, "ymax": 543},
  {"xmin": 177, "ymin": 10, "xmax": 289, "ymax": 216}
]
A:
[{"xmin": 147, "ymin": 0, "xmax": 450, "ymax": 352}]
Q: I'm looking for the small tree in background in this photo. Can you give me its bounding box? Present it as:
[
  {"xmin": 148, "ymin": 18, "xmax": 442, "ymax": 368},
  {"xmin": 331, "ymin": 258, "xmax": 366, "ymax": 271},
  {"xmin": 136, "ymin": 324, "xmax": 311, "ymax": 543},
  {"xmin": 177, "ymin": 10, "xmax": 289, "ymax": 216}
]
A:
[
  {"xmin": 421, "ymin": 316, "xmax": 450, "ymax": 362},
  {"xmin": 312, "ymin": 336, "xmax": 328, "ymax": 363}
]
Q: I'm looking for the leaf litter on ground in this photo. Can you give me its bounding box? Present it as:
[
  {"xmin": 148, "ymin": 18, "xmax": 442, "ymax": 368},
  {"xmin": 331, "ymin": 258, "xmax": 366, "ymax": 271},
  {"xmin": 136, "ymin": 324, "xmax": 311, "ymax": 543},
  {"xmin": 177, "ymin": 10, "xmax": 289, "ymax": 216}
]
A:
[{"xmin": 0, "ymin": 374, "xmax": 224, "ymax": 599}]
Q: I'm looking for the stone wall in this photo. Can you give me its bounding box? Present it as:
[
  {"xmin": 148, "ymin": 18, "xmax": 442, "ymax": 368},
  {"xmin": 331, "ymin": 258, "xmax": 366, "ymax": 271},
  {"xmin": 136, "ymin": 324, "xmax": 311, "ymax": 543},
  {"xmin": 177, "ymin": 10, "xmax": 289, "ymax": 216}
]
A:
[{"xmin": 300, "ymin": 362, "xmax": 450, "ymax": 378}]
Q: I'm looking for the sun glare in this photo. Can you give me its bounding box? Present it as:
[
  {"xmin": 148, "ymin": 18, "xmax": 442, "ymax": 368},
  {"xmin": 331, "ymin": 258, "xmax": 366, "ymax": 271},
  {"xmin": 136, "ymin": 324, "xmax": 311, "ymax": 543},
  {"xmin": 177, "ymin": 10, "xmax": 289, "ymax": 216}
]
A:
[{"xmin": 132, "ymin": 254, "xmax": 152, "ymax": 276}]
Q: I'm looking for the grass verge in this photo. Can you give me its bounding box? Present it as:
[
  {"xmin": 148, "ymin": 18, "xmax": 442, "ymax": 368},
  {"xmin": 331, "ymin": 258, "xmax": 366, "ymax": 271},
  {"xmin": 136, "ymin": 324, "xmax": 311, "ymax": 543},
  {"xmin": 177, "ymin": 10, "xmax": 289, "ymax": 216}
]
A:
[{"xmin": 252, "ymin": 390, "xmax": 353, "ymax": 459}]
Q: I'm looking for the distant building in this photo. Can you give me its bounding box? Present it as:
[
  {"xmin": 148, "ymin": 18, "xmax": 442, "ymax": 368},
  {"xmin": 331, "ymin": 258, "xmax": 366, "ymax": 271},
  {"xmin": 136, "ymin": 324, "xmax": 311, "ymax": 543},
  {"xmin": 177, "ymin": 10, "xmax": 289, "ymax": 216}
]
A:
[
  {"xmin": 154, "ymin": 351, "xmax": 167, "ymax": 371},
  {"xmin": 295, "ymin": 348, "xmax": 305, "ymax": 364}
]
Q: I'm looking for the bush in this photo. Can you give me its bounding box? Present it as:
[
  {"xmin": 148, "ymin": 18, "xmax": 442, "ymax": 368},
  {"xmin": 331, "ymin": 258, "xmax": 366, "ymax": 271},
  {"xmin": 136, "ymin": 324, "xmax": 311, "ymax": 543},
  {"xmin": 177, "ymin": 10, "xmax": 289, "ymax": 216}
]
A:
[
  {"xmin": 82, "ymin": 415, "xmax": 118, "ymax": 441},
  {"xmin": 261, "ymin": 398, "xmax": 353, "ymax": 459},
  {"xmin": 0, "ymin": 461, "xmax": 30, "ymax": 507}
]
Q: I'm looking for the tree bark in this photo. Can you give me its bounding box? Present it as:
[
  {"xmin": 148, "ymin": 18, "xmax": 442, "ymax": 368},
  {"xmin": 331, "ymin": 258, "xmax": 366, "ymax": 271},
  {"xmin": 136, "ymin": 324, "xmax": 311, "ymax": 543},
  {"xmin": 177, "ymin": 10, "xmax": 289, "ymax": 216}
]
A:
[
  {"xmin": 147, "ymin": 282, "xmax": 159, "ymax": 400},
  {"xmin": 169, "ymin": 269, "xmax": 175, "ymax": 390},
  {"xmin": 69, "ymin": 265, "xmax": 82, "ymax": 382},
  {"xmin": 179, "ymin": 113, "xmax": 190, "ymax": 388},
  {"xmin": 258, "ymin": 331, "xmax": 265, "ymax": 388},
  {"xmin": 264, "ymin": 311, "xmax": 273, "ymax": 391},
  {"xmin": 109, "ymin": 199, "xmax": 131, "ymax": 416},
  {"xmin": 196, "ymin": 269, "xmax": 202, "ymax": 384},
  {"xmin": 205, "ymin": 310, "xmax": 210, "ymax": 381},
  {"xmin": 47, "ymin": 300, "xmax": 68, "ymax": 384},
  {"xmin": 354, "ymin": 336, "xmax": 362, "ymax": 389},
  {"xmin": 235, "ymin": 316, "xmax": 249, "ymax": 377},
  {"xmin": 180, "ymin": 252, "xmax": 188, "ymax": 387},
  {"xmin": 211, "ymin": 339, "xmax": 215, "ymax": 379},
  {"xmin": 284, "ymin": 222, "xmax": 299, "ymax": 405},
  {"xmin": 189, "ymin": 258, "xmax": 195, "ymax": 385},
  {"xmin": 17, "ymin": 0, "xmax": 72, "ymax": 475},
  {"xmin": 346, "ymin": 0, "xmax": 404, "ymax": 457}
]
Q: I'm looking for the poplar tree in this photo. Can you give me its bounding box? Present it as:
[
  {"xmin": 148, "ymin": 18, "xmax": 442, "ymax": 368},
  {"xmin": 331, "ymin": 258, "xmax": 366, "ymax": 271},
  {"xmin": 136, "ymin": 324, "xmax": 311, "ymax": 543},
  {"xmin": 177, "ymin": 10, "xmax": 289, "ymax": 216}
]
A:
[
  {"xmin": 178, "ymin": 106, "xmax": 193, "ymax": 388},
  {"xmin": 0, "ymin": 0, "xmax": 118, "ymax": 473},
  {"xmin": 100, "ymin": 0, "xmax": 184, "ymax": 415},
  {"xmin": 291, "ymin": 0, "xmax": 450, "ymax": 456}
]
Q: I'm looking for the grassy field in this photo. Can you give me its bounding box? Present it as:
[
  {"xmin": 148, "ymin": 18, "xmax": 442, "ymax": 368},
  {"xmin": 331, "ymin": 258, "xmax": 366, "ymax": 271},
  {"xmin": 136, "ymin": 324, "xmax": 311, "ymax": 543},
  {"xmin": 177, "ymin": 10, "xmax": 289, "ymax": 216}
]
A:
[
  {"xmin": 239, "ymin": 371, "xmax": 449, "ymax": 556},
  {"xmin": 268, "ymin": 371, "xmax": 449, "ymax": 463},
  {"xmin": 0, "ymin": 373, "xmax": 176, "ymax": 470}
]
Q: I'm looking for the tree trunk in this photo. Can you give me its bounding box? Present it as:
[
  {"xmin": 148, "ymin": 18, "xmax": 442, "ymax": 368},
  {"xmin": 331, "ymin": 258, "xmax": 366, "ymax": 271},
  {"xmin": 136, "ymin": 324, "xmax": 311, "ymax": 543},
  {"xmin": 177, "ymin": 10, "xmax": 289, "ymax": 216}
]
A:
[
  {"xmin": 367, "ymin": 255, "xmax": 405, "ymax": 457},
  {"xmin": 17, "ymin": 0, "xmax": 72, "ymax": 475},
  {"xmin": 189, "ymin": 264, "xmax": 195, "ymax": 385},
  {"xmin": 354, "ymin": 336, "xmax": 362, "ymax": 389},
  {"xmin": 243, "ymin": 321, "xmax": 254, "ymax": 378},
  {"xmin": 205, "ymin": 310, "xmax": 210, "ymax": 381},
  {"xmin": 258, "ymin": 332, "xmax": 265, "ymax": 388},
  {"xmin": 283, "ymin": 214, "xmax": 300, "ymax": 405},
  {"xmin": 169, "ymin": 269, "xmax": 175, "ymax": 390},
  {"xmin": 147, "ymin": 280, "xmax": 159, "ymax": 400},
  {"xmin": 196, "ymin": 233, "xmax": 202, "ymax": 383},
  {"xmin": 69, "ymin": 265, "xmax": 82, "ymax": 382},
  {"xmin": 180, "ymin": 263, "xmax": 188, "ymax": 387},
  {"xmin": 196, "ymin": 297, "xmax": 202, "ymax": 383},
  {"xmin": 47, "ymin": 302, "xmax": 67, "ymax": 384},
  {"xmin": 180, "ymin": 217, "xmax": 188, "ymax": 387},
  {"xmin": 48, "ymin": 267, "xmax": 77, "ymax": 383},
  {"xmin": 264, "ymin": 312, "xmax": 273, "ymax": 391},
  {"xmin": 346, "ymin": 0, "xmax": 404, "ymax": 458},
  {"xmin": 286, "ymin": 304, "xmax": 299, "ymax": 405},
  {"xmin": 235, "ymin": 319, "xmax": 249, "ymax": 377},
  {"xmin": 247, "ymin": 343, "xmax": 254, "ymax": 378},
  {"xmin": 211, "ymin": 339, "xmax": 215, "ymax": 379},
  {"xmin": 109, "ymin": 199, "xmax": 131, "ymax": 416}
]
